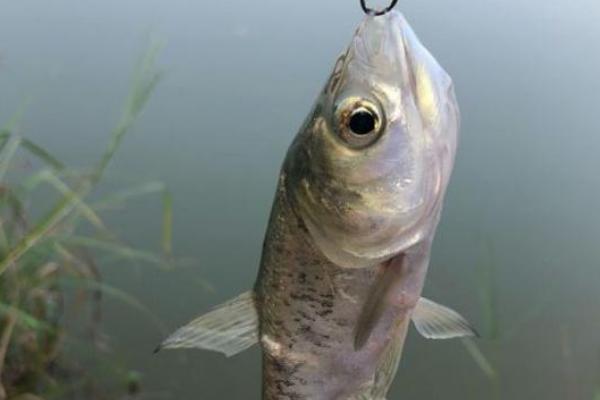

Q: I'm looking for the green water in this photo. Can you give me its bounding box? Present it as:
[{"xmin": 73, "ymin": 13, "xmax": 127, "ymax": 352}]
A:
[{"xmin": 1, "ymin": 0, "xmax": 600, "ymax": 398}]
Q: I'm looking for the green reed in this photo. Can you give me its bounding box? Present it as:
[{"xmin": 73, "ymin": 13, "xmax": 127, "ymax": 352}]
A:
[{"xmin": 0, "ymin": 43, "xmax": 172, "ymax": 400}]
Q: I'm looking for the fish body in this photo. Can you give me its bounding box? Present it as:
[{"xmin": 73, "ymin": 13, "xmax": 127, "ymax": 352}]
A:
[
  {"xmin": 255, "ymin": 11, "xmax": 459, "ymax": 398},
  {"xmin": 159, "ymin": 10, "xmax": 469, "ymax": 400},
  {"xmin": 256, "ymin": 189, "xmax": 431, "ymax": 399}
]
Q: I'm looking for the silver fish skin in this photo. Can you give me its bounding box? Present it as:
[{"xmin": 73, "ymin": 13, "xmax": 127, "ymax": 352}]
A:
[
  {"xmin": 156, "ymin": 9, "xmax": 466, "ymax": 400},
  {"xmin": 254, "ymin": 10, "xmax": 459, "ymax": 400}
]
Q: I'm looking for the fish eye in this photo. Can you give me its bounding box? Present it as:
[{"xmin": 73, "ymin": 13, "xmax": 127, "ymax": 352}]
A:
[
  {"xmin": 335, "ymin": 99, "xmax": 384, "ymax": 148},
  {"xmin": 349, "ymin": 108, "xmax": 376, "ymax": 135}
]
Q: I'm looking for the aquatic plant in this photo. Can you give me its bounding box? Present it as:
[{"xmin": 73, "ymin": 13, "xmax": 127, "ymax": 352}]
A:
[
  {"xmin": 460, "ymin": 239, "xmax": 556, "ymax": 399},
  {"xmin": 0, "ymin": 44, "xmax": 171, "ymax": 400}
]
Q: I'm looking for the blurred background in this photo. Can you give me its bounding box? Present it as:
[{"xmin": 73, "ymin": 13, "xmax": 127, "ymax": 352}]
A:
[{"xmin": 1, "ymin": 0, "xmax": 599, "ymax": 399}]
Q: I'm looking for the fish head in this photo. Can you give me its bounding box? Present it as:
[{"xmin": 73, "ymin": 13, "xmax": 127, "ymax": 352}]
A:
[{"xmin": 284, "ymin": 11, "xmax": 459, "ymax": 268}]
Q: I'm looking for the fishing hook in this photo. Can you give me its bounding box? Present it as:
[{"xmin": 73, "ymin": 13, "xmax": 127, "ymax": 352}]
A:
[{"xmin": 360, "ymin": 0, "xmax": 399, "ymax": 16}]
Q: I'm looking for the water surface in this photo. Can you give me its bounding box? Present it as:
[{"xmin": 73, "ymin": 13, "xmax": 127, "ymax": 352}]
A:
[{"xmin": 1, "ymin": 0, "xmax": 599, "ymax": 398}]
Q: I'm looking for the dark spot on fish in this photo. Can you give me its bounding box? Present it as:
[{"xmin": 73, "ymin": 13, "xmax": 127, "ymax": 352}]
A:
[
  {"xmin": 298, "ymin": 272, "xmax": 307, "ymax": 284},
  {"xmin": 297, "ymin": 310, "xmax": 316, "ymax": 322},
  {"xmin": 334, "ymin": 318, "xmax": 350, "ymax": 327},
  {"xmin": 296, "ymin": 217, "xmax": 309, "ymax": 233},
  {"xmin": 280, "ymin": 392, "xmax": 301, "ymax": 400},
  {"xmin": 290, "ymin": 292, "xmax": 318, "ymax": 303},
  {"xmin": 320, "ymin": 299, "xmax": 334, "ymax": 308},
  {"xmin": 316, "ymin": 309, "xmax": 333, "ymax": 317},
  {"xmin": 276, "ymin": 378, "xmax": 295, "ymax": 388},
  {"xmin": 272, "ymin": 360, "xmax": 284, "ymax": 373}
]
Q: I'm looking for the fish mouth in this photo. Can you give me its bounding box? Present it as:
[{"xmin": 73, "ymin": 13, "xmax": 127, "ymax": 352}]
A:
[{"xmin": 347, "ymin": 10, "xmax": 412, "ymax": 84}]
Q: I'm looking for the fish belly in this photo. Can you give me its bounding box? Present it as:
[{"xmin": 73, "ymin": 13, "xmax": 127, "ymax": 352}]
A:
[{"xmin": 255, "ymin": 189, "xmax": 413, "ymax": 400}]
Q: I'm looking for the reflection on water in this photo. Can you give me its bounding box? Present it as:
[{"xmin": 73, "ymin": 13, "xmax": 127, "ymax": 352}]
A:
[{"xmin": 1, "ymin": 0, "xmax": 600, "ymax": 399}]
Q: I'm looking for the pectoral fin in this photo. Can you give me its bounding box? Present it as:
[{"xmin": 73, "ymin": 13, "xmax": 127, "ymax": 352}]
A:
[
  {"xmin": 155, "ymin": 291, "xmax": 259, "ymax": 357},
  {"xmin": 411, "ymin": 297, "xmax": 478, "ymax": 339},
  {"xmin": 353, "ymin": 252, "xmax": 477, "ymax": 350},
  {"xmin": 354, "ymin": 255, "xmax": 407, "ymax": 351}
]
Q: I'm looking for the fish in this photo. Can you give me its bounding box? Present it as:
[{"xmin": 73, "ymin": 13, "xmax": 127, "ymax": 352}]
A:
[{"xmin": 157, "ymin": 10, "xmax": 475, "ymax": 400}]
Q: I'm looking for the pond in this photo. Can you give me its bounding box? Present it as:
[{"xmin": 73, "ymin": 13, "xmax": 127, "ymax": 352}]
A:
[{"xmin": 1, "ymin": 0, "xmax": 600, "ymax": 399}]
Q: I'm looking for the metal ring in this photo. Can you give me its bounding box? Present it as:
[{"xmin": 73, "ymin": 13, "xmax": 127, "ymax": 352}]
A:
[{"xmin": 360, "ymin": 0, "xmax": 399, "ymax": 16}]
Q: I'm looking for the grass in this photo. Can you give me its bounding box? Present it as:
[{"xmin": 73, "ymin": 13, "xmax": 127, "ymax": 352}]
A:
[
  {"xmin": 458, "ymin": 238, "xmax": 561, "ymax": 399},
  {"xmin": 0, "ymin": 43, "xmax": 172, "ymax": 400},
  {"xmin": 458, "ymin": 240, "xmax": 501, "ymax": 399}
]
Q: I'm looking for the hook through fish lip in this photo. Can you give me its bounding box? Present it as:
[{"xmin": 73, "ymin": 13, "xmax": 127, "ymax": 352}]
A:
[{"xmin": 360, "ymin": 0, "xmax": 399, "ymax": 16}]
